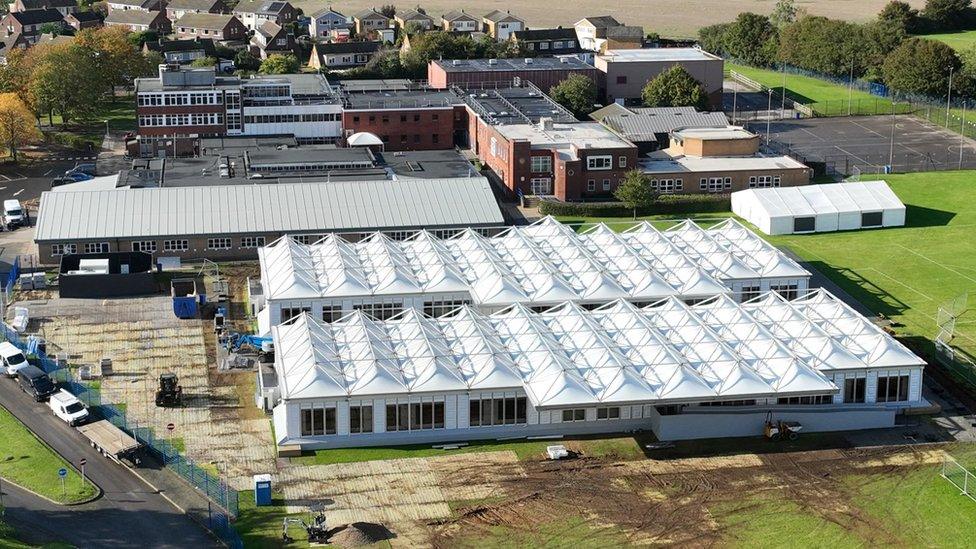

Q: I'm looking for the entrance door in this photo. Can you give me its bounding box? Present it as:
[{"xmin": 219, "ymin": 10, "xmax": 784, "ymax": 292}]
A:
[{"xmin": 530, "ymin": 178, "xmax": 552, "ymax": 195}]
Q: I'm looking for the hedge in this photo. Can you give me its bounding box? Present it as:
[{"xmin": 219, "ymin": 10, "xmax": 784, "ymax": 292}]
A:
[
  {"xmin": 538, "ymin": 194, "xmax": 731, "ymax": 217},
  {"xmin": 48, "ymin": 132, "xmax": 99, "ymax": 152}
]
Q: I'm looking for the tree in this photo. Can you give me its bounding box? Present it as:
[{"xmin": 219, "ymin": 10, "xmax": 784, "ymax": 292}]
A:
[
  {"xmin": 190, "ymin": 56, "xmax": 217, "ymax": 68},
  {"xmin": 379, "ymin": 4, "xmax": 396, "ymax": 18},
  {"xmin": 0, "ymin": 94, "xmax": 41, "ymax": 162},
  {"xmin": 641, "ymin": 65, "xmax": 708, "ymax": 109},
  {"xmin": 770, "ymin": 0, "xmax": 798, "ymax": 27},
  {"xmin": 258, "ymin": 54, "xmax": 300, "ymax": 74},
  {"xmin": 723, "ymin": 13, "xmax": 778, "ymax": 66},
  {"xmin": 127, "ymin": 29, "xmax": 158, "ymax": 48},
  {"xmin": 777, "ymin": 16, "xmax": 866, "ymax": 76},
  {"xmin": 548, "ymin": 74, "xmax": 597, "ymax": 118},
  {"xmin": 878, "ymin": 1, "xmax": 922, "ymax": 34},
  {"xmin": 883, "ymin": 37, "xmax": 961, "ymax": 97},
  {"xmin": 399, "ymin": 31, "xmax": 480, "ymax": 77},
  {"xmin": 39, "ymin": 22, "xmax": 64, "ymax": 37},
  {"xmin": 234, "ymin": 49, "xmax": 260, "ymax": 71},
  {"xmin": 614, "ymin": 170, "xmax": 657, "ymax": 219},
  {"xmin": 363, "ymin": 48, "xmax": 404, "ymax": 77},
  {"xmin": 697, "ymin": 23, "xmax": 730, "ymax": 55},
  {"xmin": 862, "ymin": 21, "xmax": 906, "ymax": 81},
  {"xmin": 29, "ymin": 42, "xmax": 102, "ymax": 125},
  {"xmin": 922, "ymin": 0, "xmax": 973, "ymax": 31}
]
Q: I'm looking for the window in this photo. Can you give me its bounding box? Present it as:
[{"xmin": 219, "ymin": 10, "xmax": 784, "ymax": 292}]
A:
[
  {"xmin": 877, "ymin": 374, "xmax": 910, "ymax": 403},
  {"xmin": 322, "ymin": 305, "xmax": 343, "ymax": 323},
  {"xmin": 353, "ymin": 301, "xmax": 403, "ymax": 320},
  {"xmin": 51, "ymin": 243, "xmax": 77, "ymax": 256},
  {"xmin": 586, "ymin": 179, "xmax": 595, "ymax": 192},
  {"xmin": 469, "ymin": 396, "xmax": 527, "ymax": 426},
  {"xmin": 413, "ymin": 114, "xmax": 420, "ymax": 122},
  {"xmin": 793, "ymin": 217, "xmax": 816, "ymax": 233},
  {"xmin": 432, "ymin": 134, "xmax": 439, "ymax": 144},
  {"xmin": 561, "ymin": 408, "xmax": 586, "ymax": 422},
  {"xmin": 240, "ymin": 236, "xmax": 266, "ymax": 249},
  {"xmin": 386, "ymin": 400, "xmax": 445, "ymax": 431},
  {"xmin": 596, "ymin": 407, "xmax": 620, "ymax": 420},
  {"xmin": 618, "ymin": 156, "xmax": 627, "ymax": 168},
  {"xmin": 699, "ymin": 400, "xmax": 756, "ymax": 407},
  {"xmin": 586, "ymin": 155, "xmax": 612, "ymax": 170},
  {"xmin": 423, "ymin": 299, "xmax": 470, "ymax": 318},
  {"xmin": 85, "ymin": 242, "xmax": 109, "ymax": 254},
  {"xmin": 777, "ymin": 395, "xmax": 833, "ymax": 405},
  {"xmin": 349, "ymin": 405, "xmax": 373, "ymax": 433},
  {"xmin": 530, "ymin": 156, "xmax": 552, "ymax": 173},
  {"xmin": 615, "ymin": 75, "xmax": 627, "ymax": 84},
  {"xmin": 701, "ymin": 177, "xmax": 725, "ymax": 193},
  {"xmin": 539, "ymin": 42, "xmax": 549, "ymax": 49},
  {"xmin": 655, "ymin": 179, "xmax": 679, "ymax": 194},
  {"xmin": 300, "ymin": 405, "xmax": 336, "ymax": 436},
  {"xmin": 280, "ymin": 306, "xmax": 311, "ymax": 322},
  {"xmin": 843, "ymin": 377, "xmax": 866, "ymax": 404},
  {"xmin": 163, "ymin": 239, "xmax": 189, "ymax": 252},
  {"xmin": 862, "ymin": 211, "xmax": 883, "ymax": 227},
  {"xmin": 602, "ymin": 179, "xmax": 611, "ymax": 191},
  {"xmin": 131, "ymin": 241, "xmax": 157, "ymax": 253},
  {"xmin": 207, "ymin": 238, "xmax": 232, "ymax": 250},
  {"xmin": 740, "ymin": 285, "xmax": 761, "ymax": 302},
  {"xmin": 770, "ymin": 284, "xmax": 798, "ymax": 300},
  {"xmin": 750, "ymin": 175, "xmax": 775, "ymax": 188}
]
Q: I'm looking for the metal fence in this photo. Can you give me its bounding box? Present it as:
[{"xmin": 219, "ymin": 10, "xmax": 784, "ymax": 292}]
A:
[
  {"xmin": 941, "ymin": 454, "xmax": 976, "ymax": 504},
  {"xmin": 0, "ymin": 323, "xmax": 243, "ymax": 548}
]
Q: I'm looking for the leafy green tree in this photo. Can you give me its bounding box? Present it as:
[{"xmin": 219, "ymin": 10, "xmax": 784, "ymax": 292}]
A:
[
  {"xmin": 363, "ymin": 48, "xmax": 404, "ymax": 77},
  {"xmin": 641, "ymin": 65, "xmax": 708, "ymax": 109},
  {"xmin": 234, "ymin": 49, "xmax": 260, "ymax": 71},
  {"xmin": 548, "ymin": 74, "xmax": 597, "ymax": 119},
  {"xmin": 30, "ymin": 42, "xmax": 102, "ymax": 125},
  {"xmin": 883, "ymin": 37, "xmax": 961, "ymax": 97},
  {"xmin": 190, "ymin": 56, "xmax": 217, "ymax": 68},
  {"xmin": 379, "ymin": 4, "xmax": 396, "ymax": 18},
  {"xmin": 697, "ymin": 23, "xmax": 730, "ymax": 55},
  {"xmin": 878, "ymin": 1, "xmax": 923, "ymax": 34},
  {"xmin": 862, "ymin": 20, "xmax": 906, "ymax": 81},
  {"xmin": 777, "ymin": 16, "xmax": 866, "ymax": 76},
  {"xmin": 400, "ymin": 31, "xmax": 478, "ymax": 77},
  {"xmin": 770, "ymin": 0, "xmax": 798, "ymax": 28},
  {"xmin": 723, "ymin": 13, "xmax": 778, "ymax": 66},
  {"xmin": 614, "ymin": 170, "xmax": 657, "ymax": 219},
  {"xmin": 922, "ymin": 0, "xmax": 973, "ymax": 31},
  {"xmin": 258, "ymin": 54, "xmax": 300, "ymax": 74},
  {"xmin": 39, "ymin": 23, "xmax": 64, "ymax": 37},
  {"xmin": 127, "ymin": 30, "xmax": 159, "ymax": 49}
]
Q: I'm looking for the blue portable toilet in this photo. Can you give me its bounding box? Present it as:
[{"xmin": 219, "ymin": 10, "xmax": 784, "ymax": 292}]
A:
[{"xmin": 254, "ymin": 474, "xmax": 272, "ymax": 506}]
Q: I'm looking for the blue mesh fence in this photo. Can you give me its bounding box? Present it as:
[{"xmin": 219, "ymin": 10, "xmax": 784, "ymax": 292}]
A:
[{"xmin": 0, "ymin": 323, "xmax": 243, "ymax": 548}]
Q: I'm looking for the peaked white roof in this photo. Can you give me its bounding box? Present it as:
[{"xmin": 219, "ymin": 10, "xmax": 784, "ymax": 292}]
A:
[
  {"xmin": 734, "ymin": 181, "xmax": 906, "ymax": 219},
  {"xmin": 273, "ymin": 289, "xmax": 923, "ymax": 407},
  {"xmin": 260, "ymin": 216, "xmax": 808, "ymax": 303}
]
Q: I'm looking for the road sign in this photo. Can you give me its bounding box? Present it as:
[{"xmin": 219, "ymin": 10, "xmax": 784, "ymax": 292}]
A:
[
  {"xmin": 79, "ymin": 458, "xmax": 87, "ymax": 466},
  {"xmin": 57, "ymin": 468, "xmax": 67, "ymax": 479},
  {"xmin": 166, "ymin": 423, "xmax": 175, "ymax": 432}
]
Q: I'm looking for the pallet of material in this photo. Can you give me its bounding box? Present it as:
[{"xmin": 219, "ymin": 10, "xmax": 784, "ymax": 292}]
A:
[{"xmin": 77, "ymin": 419, "xmax": 140, "ymax": 456}]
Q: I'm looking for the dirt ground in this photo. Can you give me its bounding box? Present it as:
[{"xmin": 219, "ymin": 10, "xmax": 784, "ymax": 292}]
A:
[{"xmin": 292, "ymin": 0, "xmax": 922, "ymax": 37}]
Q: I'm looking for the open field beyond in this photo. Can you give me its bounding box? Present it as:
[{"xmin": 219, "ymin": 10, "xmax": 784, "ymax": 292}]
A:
[
  {"xmin": 919, "ymin": 29, "xmax": 976, "ymax": 50},
  {"xmin": 291, "ymin": 0, "xmax": 921, "ymax": 38}
]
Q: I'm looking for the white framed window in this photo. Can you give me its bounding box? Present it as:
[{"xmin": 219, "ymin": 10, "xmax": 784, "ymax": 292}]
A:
[
  {"xmin": 586, "ymin": 179, "xmax": 595, "ymax": 192},
  {"xmin": 207, "ymin": 238, "xmax": 232, "ymax": 250},
  {"xmin": 85, "ymin": 242, "xmax": 109, "ymax": 254},
  {"xmin": 51, "ymin": 243, "xmax": 77, "ymax": 256},
  {"xmin": 701, "ymin": 177, "xmax": 725, "ymax": 193},
  {"xmin": 586, "ymin": 155, "xmax": 612, "ymax": 171},
  {"xmin": 618, "ymin": 156, "xmax": 627, "ymax": 168},
  {"xmin": 877, "ymin": 373, "xmax": 911, "ymax": 403},
  {"xmin": 750, "ymin": 175, "xmax": 775, "ymax": 188},
  {"xmin": 602, "ymin": 179, "xmax": 610, "ymax": 191},
  {"xmin": 724, "ymin": 177, "xmax": 732, "ymax": 189},
  {"xmin": 386, "ymin": 398, "xmax": 445, "ymax": 431},
  {"xmin": 353, "ymin": 301, "xmax": 403, "ymax": 320},
  {"xmin": 423, "ymin": 299, "xmax": 470, "ymax": 318},
  {"xmin": 300, "ymin": 404, "xmax": 337, "ymax": 436},
  {"xmin": 348, "ymin": 404, "xmax": 373, "ymax": 433},
  {"xmin": 469, "ymin": 396, "xmax": 527, "ymax": 426},
  {"xmin": 322, "ymin": 305, "xmax": 343, "ymax": 323},
  {"xmin": 280, "ymin": 306, "xmax": 311, "ymax": 322},
  {"xmin": 240, "ymin": 236, "xmax": 266, "ymax": 249},
  {"xmin": 163, "ymin": 239, "xmax": 189, "ymax": 252},
  {"xmin": 596, "ymin": 407, "xmax": 620, "ymax": 420},
  {"xmin": 530, "ymin": 155, "xmax": 552, "ymax": 173},
  {"xmin": 561, "ymin": 408, "xmax": 586, "ymax": 422},
  {"xmin": 131, "ymin": 241, "xmax": 157, "ymax": 253}
]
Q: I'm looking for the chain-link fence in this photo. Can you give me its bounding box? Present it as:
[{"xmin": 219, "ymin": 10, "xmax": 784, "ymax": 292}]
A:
[{"xmin": 0, "ymin": 323, "xmax": 243, "ymax": 548}]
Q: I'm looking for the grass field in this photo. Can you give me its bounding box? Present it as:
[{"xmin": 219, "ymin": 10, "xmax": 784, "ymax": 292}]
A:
[
  {"xmin": 920, "ymin": 29, "xmax": 976, "ymax": 51},
  {"xmin": 0, "ymin": 405, "xmax": 98, "ymax": 504}
]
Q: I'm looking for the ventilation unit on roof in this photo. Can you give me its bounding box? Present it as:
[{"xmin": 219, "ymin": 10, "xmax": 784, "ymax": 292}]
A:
[
  {"xmin": 524, "ymin": 58, "xmax": 533, "ymax": 64},
  {"xmin": 538, "ymin": 117, "xmax": 554, "ymax": 131},
  {"xmin": 488, "ymin": 58, "xmax": 498, "ymax": 65},
  {"xmin": 559, "ymin": 57, "xmax": 569, "ymax": 63},
  {"xmin": 452, "ymin": 59, "xmax": 459, "ymax": 66},
  {"xmin": 393, "ymin": 151, "xmax": 405, "ymax": 156}
]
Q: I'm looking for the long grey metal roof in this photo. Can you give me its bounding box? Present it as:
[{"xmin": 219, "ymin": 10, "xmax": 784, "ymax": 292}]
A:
[
  {"xmin": 604, "ymin": 108, "xmax": 729, "ymax": 141},
  {"xmin": 35, "ymin": 178, "xmax": 504, "ymax": 241}
]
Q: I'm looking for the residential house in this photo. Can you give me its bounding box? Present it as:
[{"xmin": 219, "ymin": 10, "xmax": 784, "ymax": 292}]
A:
[
  {"xmin": 64, "ymin": 11, "xmax": 104, "ymax": 30},
  {"xmin": 604, "ymin": 25, "xmax": 644, "ymax": 50},
  {"xmin": 251, "ymin": 20, "xmax": 293, "ymax": 59},
  {"xmin": 2, "ymin": 9, "xmax": 68, "ymax": 45},
  {"xmin": 352, "ymin": 8, "xmax": 388, "ymax": 36},
  {"xmin": 574, "ymin": 15, "xmax": 622, "ymax": 51},
  {"xmin": 0, "ymin": 30, "xmax": 31, "ymax": 60},
  {"xmin": 482, "ymin": 9, "xmax": 523, "ymax": 41},
  {"xmin": 106, "ymin": 0, "xmax": 166, "ymax": 12},
  {"xmin": 232, "ymin": 0, "xmax": 297, "ymax": 31},
  {"xmin": 308, "ymin": 40, "xmax": 380, "ymax": 70},
  {"xmin": 105, "ymin": 9, "xmax": 171, "ymax": 32},
  {"xmin": 440, "ymin": 10, "xmax": 477, "ymax": 33},
  {"xmin": 8, "ymin": 0, "xmax": 77, "ymax": 16},
  {"xmin": 143, "ymin": 37, "xmax": 218, "ymax": 64},
  {"xmin": 510, "ymin": 28, "xmax": 580, "ymax": 56},
  {"xmin": 166, "ymin": 0, "xmax": 227, "ymax": 23},
  {"xmin": 394, "ymin": 8, "xmax": 433, "ymax": 32},
  {"xmin": 308, "ymin": 7, "xmax": 349, "ymax": 38},
  {"xmin": 174, "ymin": 13, "xmax": 247, "ymax": 41}
]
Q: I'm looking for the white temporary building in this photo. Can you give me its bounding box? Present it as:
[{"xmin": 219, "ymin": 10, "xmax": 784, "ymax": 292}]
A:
[
  {"xmin": 255, "ymin": 216, "xmax": 810, "ymax": 332},
  {"xmin": 731, "ymin": 181, "xmax": 906, "ymax": 235},
  {"xmin": 269, "ymin": 289, "xmax": 926, "ymax": 449}
]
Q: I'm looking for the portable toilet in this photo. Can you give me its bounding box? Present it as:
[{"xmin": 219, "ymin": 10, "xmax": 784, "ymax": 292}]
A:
[{"xmin": 254, "ymin": 474, "xmax": 272, "ymax": 506}]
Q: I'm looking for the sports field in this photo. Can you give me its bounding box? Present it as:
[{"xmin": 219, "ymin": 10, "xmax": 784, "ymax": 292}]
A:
[{"xmin": 920, "ymin": 29, "xmax": 976, "ymax": 51}]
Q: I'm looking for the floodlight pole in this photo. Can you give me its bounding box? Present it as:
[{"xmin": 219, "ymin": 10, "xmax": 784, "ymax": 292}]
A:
[
  {"xmin": 732, "ymin": 86, "xmax": 738, "ymax": 125},
  {"xmin": 889, "ymin": 96, "xmax": 896, "ymax": 169},
  {"xmin": 946, "ymin": 66, "xmax": 954, "ymax": 128},
  {"xmin": 780, "ymin": 65, "xmax": 786, "ymax": 119},
  {"xmin": 765, "ymin": 89, "xmax": 772, "ymax": 145},
  {"xmin": 847, "ymin": 57, "xmax": 854, "ymax": 116},
  {"xmin": 960, "ymin": 101, "xmax": 967, "ymax": 169}
]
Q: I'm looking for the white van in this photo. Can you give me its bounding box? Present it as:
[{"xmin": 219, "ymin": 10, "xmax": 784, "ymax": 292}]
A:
[
  {"xmin": 0, "ymin": 341, "xmax": 29, "ymax": 377},
  {"xmin": 49, "ymin": 390, "xmax": 89, "ymax": 426},
  {"xmin": 3, "ymin": 199, "xmax": 24, "ymax": 228}
]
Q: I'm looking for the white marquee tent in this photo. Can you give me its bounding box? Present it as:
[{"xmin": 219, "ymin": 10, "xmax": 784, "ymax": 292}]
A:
[{"xmin": 731, "ymin": 181, "xmax": 906, "ymax": 235}]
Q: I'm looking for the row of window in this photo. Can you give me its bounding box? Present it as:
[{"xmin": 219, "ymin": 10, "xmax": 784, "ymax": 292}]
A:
[
  {"xmin": 138, "ymin": 92, "xmax": 222, "ymax": 107},
  {"xmin": 139, "ymin": 113, "xmax": 224, "ymax": 127},
  {"xmin": 842, "ymin": 374, "xmax": 911, "ymax": 403},
  {"xmin": 469, "ymin": 397, "xmax": 527, "ymax": 426},
  {"xmin": 700, "ymin": 177, "xmax": 733, "ymax": 193},
  {"xmin": 52, "ymin": 237, "xmax": 268, "ymax": 257},
  {"xmin": 524, "ymin": 39, "xmax": 577, "ymax": 50},
  {"xmin": 749, "ymin": 175, "xmax": 781, "ymax": 188},
  {"xmin": 585, "ymin": 155, "xmax": 626, "ymax": 171},
  {"xmin": 351, "ymin": 113, "xmax": 441, "ymax": 124},
  {"xmin": 244, "ymin": 113, "xmax": 339, "ymax": 124},
  {"xmin": 249, "ymin": 161, "xmax": 372, "ymax": 173}
]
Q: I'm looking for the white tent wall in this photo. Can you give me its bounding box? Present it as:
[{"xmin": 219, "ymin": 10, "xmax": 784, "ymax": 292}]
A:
[{"xmin": 730, "ymin": 190, "xmax": 774, "ymax": 235}]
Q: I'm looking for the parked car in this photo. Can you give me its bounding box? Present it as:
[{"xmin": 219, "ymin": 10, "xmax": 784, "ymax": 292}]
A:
[
  {"xmin": 0, "ymin": 341, "xmax": 29, "ymax": 377},
  {"xmin": 63, "ymin": 172, "xmax": 93, "ymax": 182},
  {"xmin": 49, "ymin": 389, "xmax": 89, "ymax": 426},
  {"xmin": 17, "ymin": 365, "xmax": 57, "ymax": 402},
  {"xmin": 3, "ymin": 199, "xmax": 25, "ymax": 227},
  {"xmin": 66, "ymin": 163, "xmax": 96, "ymax": 176},
  {"xmin": 51, "ymin": 177, "xmax": 74, "ymax": 188}
]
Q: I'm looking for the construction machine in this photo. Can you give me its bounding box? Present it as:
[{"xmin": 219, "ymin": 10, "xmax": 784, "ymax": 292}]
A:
[
  {"xmin": 282, "ymin": 512, "xmax": 328, "ymax": 544},
  {"xmin": 763, "ymin": 411, "xmax": 802, "ymax": 441},
  {"xmin": 155, "ymin": 373, "xmax": 183, "ymax": 407}
]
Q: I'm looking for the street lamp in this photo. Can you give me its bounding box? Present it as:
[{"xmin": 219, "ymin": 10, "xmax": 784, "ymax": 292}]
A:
[
  {"xmin": 946, "ymin": 66, "xmax": 954, "ymax": 128},
  {"xmin": 780, "ymin": 64, "xmax": 786, "ymax": 119},
  {"xmin": 765, "ymin": 89, "xmax": 773, "ymax": 145}
]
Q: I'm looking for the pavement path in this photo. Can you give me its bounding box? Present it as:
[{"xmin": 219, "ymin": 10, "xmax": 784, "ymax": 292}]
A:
[{"xmin": 0, "ymin": 377, "xmax": 217, "ymax": 548}]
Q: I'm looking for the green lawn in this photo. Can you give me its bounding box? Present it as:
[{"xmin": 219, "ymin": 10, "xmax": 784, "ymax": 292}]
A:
[
  {"xmin": 40, "ymin": 96, "xmax": 136, "ymax": 151},
  {"xmin": 0, "ymin": 405, "xmax": 98, "ymax": 504},
  {"xmin": 919, "ymin": 29, "xmax": 976, "ymax": 51}
]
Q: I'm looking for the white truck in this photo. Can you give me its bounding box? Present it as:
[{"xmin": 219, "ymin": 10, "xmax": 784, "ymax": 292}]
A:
[
  {"xmin": 77, "ymin": 419, "xmax": 143, "ymax": 466},
  {"xmin": 49, "ymin": 390, "xmax": 90, "ymax": 426},
  {"xmin": 3, "ymin": 199, "xmax": 25, "ymax": 228},
  {"xmin": 0, "ymin": 341, "xmax": 30, "ymax": 377}
]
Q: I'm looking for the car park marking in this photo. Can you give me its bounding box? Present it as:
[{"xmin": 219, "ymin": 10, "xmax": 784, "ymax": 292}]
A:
[
  {"xmin": 43, "ymin": 169, "xmax": 53, "ymax": 176},
  {"xmin": 12, "ymin": 189, "xmax": 23, "ymax": 197}
]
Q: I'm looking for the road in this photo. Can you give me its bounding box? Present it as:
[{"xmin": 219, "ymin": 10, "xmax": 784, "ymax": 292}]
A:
[{"xmin": 0, "ymin": 377, "xmax": 217, "ymax": 548}]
